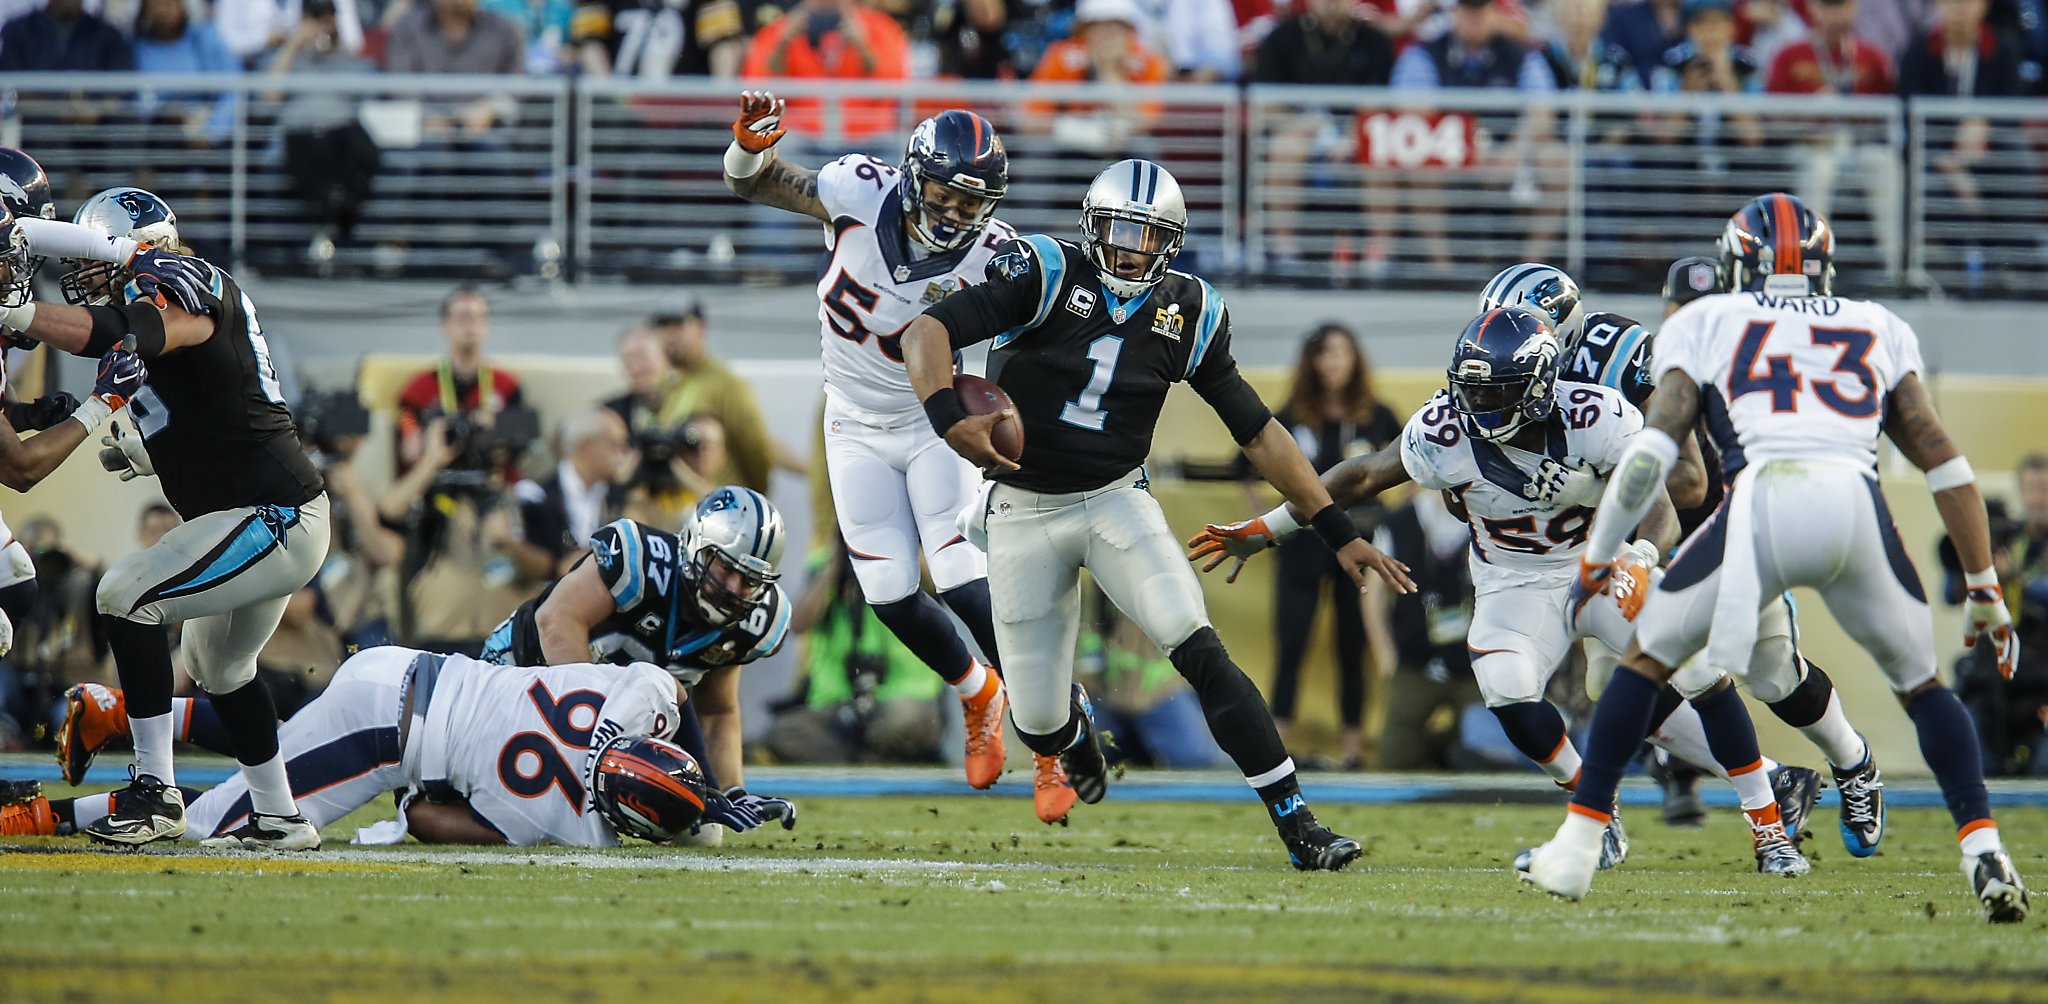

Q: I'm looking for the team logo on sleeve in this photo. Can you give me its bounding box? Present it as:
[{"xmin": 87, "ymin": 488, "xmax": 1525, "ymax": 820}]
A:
[
  {"xmin": 1150, "ymin": 303, "xmax": 1184, "ymax": 341},
  {"xmin": 988, "ymin": 251, "xmax": 1031, "ymax": 283}
]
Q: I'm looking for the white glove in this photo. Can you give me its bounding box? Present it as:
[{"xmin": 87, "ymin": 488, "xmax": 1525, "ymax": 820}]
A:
[
  {"xmin": 1962, "ymin": 569, "xmax": 2021, "ymax": 680},
  {"xmin": 0, "ymin": 606, "xmax": 13, "ymax": 658},
  {"xmin": 99, "ymin": 420, "xmax": 155, "ymax": 481},
  {"xmin": 1527, "ymin": 455, "xmax": 1605, "ymax": 508}
]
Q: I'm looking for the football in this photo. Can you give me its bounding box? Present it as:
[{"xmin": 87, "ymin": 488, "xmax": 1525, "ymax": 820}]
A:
[{"xmin": 954, "ymin": 373, "xmax": 1024, "ymax": 462}]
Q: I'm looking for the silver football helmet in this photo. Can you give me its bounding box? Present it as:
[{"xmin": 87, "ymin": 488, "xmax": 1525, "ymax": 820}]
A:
[
  {"xmin": 678, "ymin": 486, "xmax": 785, "ymax": 627},
  {"xmin": 1080, "ymin": 159, "xmax": 1186, "ymax": 299},
  {"xmin": 63, "ymin": 187, "xmax": 180, "ymax": 306},
  {"xmin": 1477, "ymin": 263, "xmax": 1586, "ymax": 349}
]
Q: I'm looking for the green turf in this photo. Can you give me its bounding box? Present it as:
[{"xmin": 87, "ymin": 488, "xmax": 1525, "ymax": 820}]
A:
[{"xmin": 4, "ymin": 798, "xmax": 2046, "ymax": 1003}]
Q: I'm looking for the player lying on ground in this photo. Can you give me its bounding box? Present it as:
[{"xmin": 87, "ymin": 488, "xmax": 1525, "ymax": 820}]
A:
[
  {"xmin": 1517, "ymin": 193, "xmax": 2028, "ymax": 923},
  {"xmin": 1490, "ymin": 260, "xmax": 1882, "ymax": 855},
  {"xmin": 905, "ymin": 158, "xmax": 1413, "ymax": 870},
  {"xmin": 724, "ymin": 92, "xmax": 1012, "ymax": 789},
  {"xmin": 1189, "ymin": 306, "xmax": 1816, "ymax": 876},
  {"xmin": 9, "ymin": 646, "xmax": 790, "ymax": 846},
  {"xmin": 5, "ymin": 185, "xmax": 334, "ymax": 851}
]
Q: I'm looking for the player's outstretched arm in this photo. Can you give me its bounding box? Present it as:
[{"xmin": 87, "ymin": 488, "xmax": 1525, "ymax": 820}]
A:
[
  {"xmin": 0, "ymin": 348, "xmax": 144, "ymax": 491},
  {"xmin": 532, "ymin": 560, "xmax": 614, "ymax": 666},
  {"xmin": 1886, "ymin": 372, "xmax": 2019, "ymax": 678},
  {"xmin": 1187, "ymin": 445, "xmax": 1410, "ymax": 584},
  {"xmin": 1238, "ymin": 419, "xmax": 1413, "ymax": 593},
  {"xmin": 722, "ymin": 90, "xmax": 829, "ymax": 222},
  {"xmin": 0, "ymin": 298, "xmax": 214, "ymax": 358},
  {"xmin": 1665, "ymin": 431, "xmax": 1708, "ymax": 509},
  {"xmin": 1580, "ymin": 371, "xmax": 1701, "ymax": 576},
  {"xmin": 905, "ymin": 314, "xmax": 1018, "ymax": 472}
]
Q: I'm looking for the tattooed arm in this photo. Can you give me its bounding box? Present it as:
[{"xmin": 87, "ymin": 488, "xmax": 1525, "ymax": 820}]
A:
[{"xmin": 725, "ymin": 153, "xmax": 829, "ymax": 223}]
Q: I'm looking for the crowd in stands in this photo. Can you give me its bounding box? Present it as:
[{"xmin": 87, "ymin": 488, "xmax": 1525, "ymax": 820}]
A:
[{"xmin": 1, "ymin": 0, "xmax": 2041, "ymax": 98}]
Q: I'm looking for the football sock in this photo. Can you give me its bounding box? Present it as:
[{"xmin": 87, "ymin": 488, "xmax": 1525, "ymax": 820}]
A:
[
  {"xmin": 1015, "ymin": 711, "xmax": 1080, "ymax": 757},
  {"xmin": 206, "ymin": 678, "xmax": 282, "ymax": 766},
  {"xmin": 1960, "ymin": 820, "xmax": 2005, "ymax": 857},
  {"xmin": 105, "ymin": 615, "xmax": 177, "ymax": 783},
  {"xmin": 1568, "ymin": 665, "xmax": 1662, "ymax": 820},
  {"xmin": 672, "ymin": 704, "xmax": 716, "ymax": 789},
  {"xmin": 871, "ymin": 593, "xmax": 976, "ymax": 686},
  {"xmin": 954, "ymin": 661, "xmax": 991, "ymax": 701},
  {"xmin": 1766, "ymin": 661, "xmax": 1868, "ymax": 768},
  {"xmin": 1254, "ymin": 770, "xmax": 1308, "ymax": 827},
  {"xmin": 1489, "ymin": 701, "xmax": 1578, "ymax": 785},
  {"xmin": 240, "ymin": 752, "xmax": 298, "ymax": 818},
  {"xmin": 1648, "ymin": 702, "xmax": 1727, "ymax": 779},
  {"xmin": 174, "ymin": 697, "xmax": 234, "ymax": 755},
  {"xmin": 1692, "ymin": 683, "xmax": 1774, "ymax": 811},
  {"xmin": 937, "ymin": 580, "xmax": 1001, "ymax": 670},
  {"xmin": 1168, "ymin": 628, "xmax": 1291, "ymax": 783},
  {"xmin": 1905, "ymin": 685, "xmax": 1992, "ymax": 831},
  {"xmin": 64, "ymin": 792, "xmax": 115, "ymax": 830}
]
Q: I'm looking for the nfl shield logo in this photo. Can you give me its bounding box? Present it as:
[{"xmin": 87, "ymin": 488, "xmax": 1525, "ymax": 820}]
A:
[{"xmin": 1686, "ymin": 263, "xmax": 1716, "ymax": 292}]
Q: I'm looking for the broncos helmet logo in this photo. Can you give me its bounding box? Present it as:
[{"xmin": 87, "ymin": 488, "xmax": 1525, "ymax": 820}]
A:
[
  {"xmin": 0, "ymin": 175, "xmax": 28, "ymax": 208},
  {"xmin": 1510, "ymin": 330, "xmax": 1558, "ymax": 366}
]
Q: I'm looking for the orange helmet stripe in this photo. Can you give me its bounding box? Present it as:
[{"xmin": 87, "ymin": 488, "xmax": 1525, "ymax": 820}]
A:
[{"xmin": 1770, "ymin": 193, "xmax": 1802, "ymax": 280}]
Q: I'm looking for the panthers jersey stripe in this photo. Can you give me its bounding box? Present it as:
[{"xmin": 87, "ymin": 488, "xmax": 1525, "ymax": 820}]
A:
[
  {"xmin": 605, "ymin": 518, "xmax": 647, "ymax": 610},
  {"xmin": 1184, "ymin": 275, "xmax": 1225, "ymax": 379}
]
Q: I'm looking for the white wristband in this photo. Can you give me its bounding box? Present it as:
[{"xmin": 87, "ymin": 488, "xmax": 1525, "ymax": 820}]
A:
[
  {"xmin": 1626, "ymin": 538, "xmax": 1661, "ymax": 566},
  {"xmin": 69, "ymin": 395, "xmax": 113, "ymax": 434},
  {"xmin": 1925, "ymin": 455, "xmax": 1975, "ymax": 493},
  {"xmin": 723, "ymin": 141, "xmax": 767, "ymax": 180},
  {"xmin": 0, "ymin": 301, "xmax": 34, "ymax": 333},
  {"xmin": 1964, "ymin": 567, "xmax": 1999, "ymax": 591},
  {"xmin": 1261, "ymin": 503, "xmax": 1301, "ymax": 539}
]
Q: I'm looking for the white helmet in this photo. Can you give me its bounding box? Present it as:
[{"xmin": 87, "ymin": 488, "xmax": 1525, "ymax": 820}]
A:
[
  {"xmin": 64, "ymin": 187, "xmax": 180, "ymax": 306},
  {"xmin": 1477, "ymin": 263, "xmax": 1586, "ymax": 348},
  {"xmin": 677, "ymin": 486, "xmax": 784, "ymax": 628},
  {"xmin": 1080, "ymin": 159, "xmax": 1186, "ymax": 299}
]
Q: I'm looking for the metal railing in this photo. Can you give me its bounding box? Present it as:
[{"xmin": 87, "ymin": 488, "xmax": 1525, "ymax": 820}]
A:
[{"xmin": 4, "ymin": 74, "xmax": 2044, "ymax": 298}]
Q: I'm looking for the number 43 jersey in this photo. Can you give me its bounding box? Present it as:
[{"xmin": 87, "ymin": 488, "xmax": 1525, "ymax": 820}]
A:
[
  {"xmin": 414, "ymin": 656, "xmax": 681, "ymax": 847},
  {"xmin": 814, "ymin": 154, "xmax": 1019, "ymax": 423},
  {"xmin": 1397, "ymin": 382, "xmax": 1642, "ymax": 594}
]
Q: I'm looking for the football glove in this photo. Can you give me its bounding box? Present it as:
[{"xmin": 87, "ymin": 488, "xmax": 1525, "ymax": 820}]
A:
[
  {"xmin": 6, "ymin": 392, "xmax": 81, "ymax": 431},
  {"xmin": 732, "ymin": 90, "xmax": 787, "ymax": 154},
  {"xmin": 126, "ymin": 247, "xmax": 210, "ymax": 316},
  {"xmin": 1961, "ymin": 572, "xmax": 2021, "ymax": 680},
  {"xmin": 0, "ymin": 606, "xmax": 12, "ymax": 658},
  {"xmin": 92, "ymin": 350, "xmax": 146, "ymax": 410},
  {"xmin": 1527, "ymin": 455, "xmax": 1605, "ymax": 509},
  {"xmin": 1186, "ymin": 517, "xmax": 1280, "ymax": 583},
  {"xmin": 703, "ymin": 786, "xmax": 798, "ymax": 833},
  {"xmin": 98, "ymin": 420, "xmax": 155, "ymax": 481}
]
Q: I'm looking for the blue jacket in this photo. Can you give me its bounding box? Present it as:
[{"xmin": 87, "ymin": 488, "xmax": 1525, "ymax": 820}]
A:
[{"xmin": 0, "ymin": 10, "xmax": 135, "ymax": 71}]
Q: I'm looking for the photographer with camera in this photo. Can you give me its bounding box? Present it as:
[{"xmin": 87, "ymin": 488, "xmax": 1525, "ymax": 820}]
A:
[
  {"xmin": 648, "ymin": 295, "xmax": 803, "ymax": 495},
  {"xmin": 291, "ymin": 387, "xmax": 402, "ymax": 654},
  {"xmin": 510, "ymin": 409, "xmax": 632, "ymax": 580},
  {"xmin": 383, "ymin": 286, "xmax": 542, "ymax": 655},
  {"xmin": 1946, "ymin": 453, "xmax": 2048, "ymax": 775},
  {"xmin": 620, "ymin": 413, "xmax": 726, "ymax": 532}
]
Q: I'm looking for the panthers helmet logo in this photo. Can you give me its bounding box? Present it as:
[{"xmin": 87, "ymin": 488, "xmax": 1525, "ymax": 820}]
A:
[{"xmin": 113, "ymin": 191, "xmax": 171, "ymax": 227}]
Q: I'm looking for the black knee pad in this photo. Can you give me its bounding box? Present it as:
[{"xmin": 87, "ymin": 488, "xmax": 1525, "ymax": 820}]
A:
[{"xmin": 1767, "ymin": 660, "xmax": 1836, "ymax": 729}]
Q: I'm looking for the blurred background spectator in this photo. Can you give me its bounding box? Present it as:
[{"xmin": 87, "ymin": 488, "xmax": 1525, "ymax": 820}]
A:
[
  {"xmin": 650, "ymin": 295, "xmax": 801, "ymax": 495},
  {"xmin": 1768, "ymin": 0, "xmax": 1901, "ymax": 280},
  {"xmin": 603, "ymin": 325, "xmax": 668, "ymax": 436},
  {"xmin": 571, "ymin": 0, "xmax": 751, "ymax": 78},
  {"xmin": 765, "ymin": 535, "xmax": 945, "ymax": 764},
  {"xmin": 385, "ymin": 0, "xmax": 525, "ymax": 146},
  {"xmin": 131, "ymin": 0, "xmax": 242, "ymax": 147},
  {"xmin": 1602, "ymin": 0, "xmax": 1684, "ymax": 84},
  {"xmin": 0, "ymin": 0, "xmax": 134, "ymax": 71},
  {"xmin": 1025, "ymin": 0, "xmax": 1168, "ymax": 154},
  {"xmin": 1365, "ymin": 490, "xmax": 1484, "ymax": 770},
  {"xmin": 1898, "ymin": 0, "xmax": 2023, "ymax": 96},
  {"xmin": 1239, "ymin": 325, "xmax": 1399, "ymax": 769},
  {"xmin": 511, "ymin": 407, "xmax": 630, "ymax": 579},
  {"xmin": 1953, "ymin": 453, "xmax": 2048, "ymax": 775},
  {"xmin": 1543, "ymin": 0, "xmax": 1640, "ymax": 90},
  {"xmin": 295, "ymin": 385, "xmax": 402, "ymax": 654},
  {"xmin": 1127, "ymin": 0, "xmax": 1241, "ymax": 81},
  {"xmin": 935, "ymin": 0, "xmax": 1076, "ymax": 78},
  {"xmin": 742, "ymin": 0, "xmax": 910, "ymax": 146},
  {"xmin": 267, "ymin": 0, "xmax": 382, "ymax": 262}
]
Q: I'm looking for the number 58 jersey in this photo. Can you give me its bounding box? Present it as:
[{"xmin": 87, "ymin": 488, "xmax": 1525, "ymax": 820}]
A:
[
  {"xmin": 814, "ymin": 154, "xmax": 1018, "ymax": 423},
  {"xmin": 1397, "ymin": 383, "xmax": 1643, "ymax": 594},
  {"xmin": 1653, "ymin": 292, "xmax": 1923, "ymax": 474}
]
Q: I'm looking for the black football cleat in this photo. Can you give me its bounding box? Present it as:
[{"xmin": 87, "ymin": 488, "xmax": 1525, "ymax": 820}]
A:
[
  {"xmin": 85, "ymin": 767, "xmax": 185, "ymax": 846},
  {"xmin": 1649, "ymin": 754, "xmax": 1705, "ymax": 827},
  {"xmin": 1770, "ymin": 764, "xmax": 1823, "ymax": 849},
  {"xmin": 1060, "ymin": 684, "xmax": 1109, "ymax": 806},
  {"xmin": 1833, "ymin": 754, "xmax": 1885, "ymax": 858},
  {"xmin": 1278, "ymin": 808, "xmax": 1362, "ymax": 872},
  {"xmin": 0, "ymin": 778, "xmax": 41, "ymax": 804},
  {"xmin": 1966, "ymin": 851, "xmax": 2030, "ymax": 924}
]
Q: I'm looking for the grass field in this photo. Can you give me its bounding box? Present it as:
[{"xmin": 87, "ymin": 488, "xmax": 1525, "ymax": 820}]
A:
[{"xmin": 4, "ymin": 789, "xmax": 2047, "ymax": 1003}]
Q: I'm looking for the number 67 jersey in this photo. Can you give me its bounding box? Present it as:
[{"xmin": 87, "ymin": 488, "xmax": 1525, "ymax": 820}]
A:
[
  {"xmin": 1397, "ymin": 382, "xmax": 1643, "ymax": 594},
  {"xmin": 1651, "ymin": 292, "xmax": 1923, "ymax": 473}
]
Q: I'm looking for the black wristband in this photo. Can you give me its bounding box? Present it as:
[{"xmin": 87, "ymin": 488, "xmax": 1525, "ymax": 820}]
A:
[
  {"xmin": 922, "ymin": 387, "xmax": 969, "ymax": 438},
  {"xmin": 1310, "ymin": 504, "xmax": 1360, "ymax": 552}
]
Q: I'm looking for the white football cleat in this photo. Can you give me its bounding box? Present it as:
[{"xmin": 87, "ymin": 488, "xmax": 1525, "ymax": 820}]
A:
[
  {"xmin": 200, "ymin": 813, "xmax": 321, "ymax": 851},
  {"xmin": 1516, "ymin": 811, "xmax": 1606, "ymax": 900}
]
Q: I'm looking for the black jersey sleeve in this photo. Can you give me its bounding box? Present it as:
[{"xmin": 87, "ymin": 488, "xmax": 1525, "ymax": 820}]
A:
[
  {"xmin": 587, "ymin": 518, "xmax": 675, "ymax": 615},
  {"xmin": 923, "ymin": 235, "xmax": 1067, "ymax": 349},
  {"xmin": 1181, "ymin": 289, "xmax": 1272, "ymax": 445}
]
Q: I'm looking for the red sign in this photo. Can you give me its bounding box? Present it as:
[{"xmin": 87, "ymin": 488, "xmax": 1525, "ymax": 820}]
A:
[{"xmin": 1353, "ymin": 111, "xmax": 1478, "ymax": 169}]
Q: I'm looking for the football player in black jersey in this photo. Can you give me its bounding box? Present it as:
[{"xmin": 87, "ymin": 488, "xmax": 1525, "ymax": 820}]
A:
[
  {"xmin": 3, "ymin": 188, "xmax": 332, "ymax": 851},
  {"xmin": 1492, "ymin": 259, "xmax": 1882, "ymax": 856},
  {"xmin": 481, "ymin": 486, "xmax": 797, "ymax": 836},
  {"xmin": 903, "ymin": 159, "xmax": 1413, "ymax": 870}
]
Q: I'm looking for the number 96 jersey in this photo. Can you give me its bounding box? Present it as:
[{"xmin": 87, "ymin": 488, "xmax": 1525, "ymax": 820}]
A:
[
  {"xmin": 815, "ymin": 154, "xmax": 1018, "ymax": 422},
  {"xmin": 1397, "ymin": 382, "xmax": 1642, "ymax": 594}
]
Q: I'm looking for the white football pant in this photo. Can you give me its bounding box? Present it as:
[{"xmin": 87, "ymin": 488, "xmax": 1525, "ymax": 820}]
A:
[{"xmin": 823, "ymin": 399, "xmax": 987, "ymax": 603}]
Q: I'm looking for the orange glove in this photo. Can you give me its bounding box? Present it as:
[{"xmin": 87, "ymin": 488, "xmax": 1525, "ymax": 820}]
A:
[
  {"xmin": 1186, "ymin": 516, "xmax": 1281, "ymax": 584},
  {"xmin": 1610, "ymin": 549, "xmax": 1655, "ymax": 621},
  {"xmin": 733, "ymin": 90, "xmax": 787, "ymax": 154},
  {"xmin": 1962, "ymin": 570, "xmax": 2021, "ymax": 680}
]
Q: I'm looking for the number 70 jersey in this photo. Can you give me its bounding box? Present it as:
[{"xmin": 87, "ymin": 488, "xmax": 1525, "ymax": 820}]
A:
[
  {"xmin": 814, "ymin": 154, "xmax": 1018, "ymax": 422},
  {"xmin": 1652, "ymin": 292, "xmax": 1923, "ymax": 475},
  {"xmin": 1398, "ymin": 382, "xmax": 1642, "ymax": 594}
]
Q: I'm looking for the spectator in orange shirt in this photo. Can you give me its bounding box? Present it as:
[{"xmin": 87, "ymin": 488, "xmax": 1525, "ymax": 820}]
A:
[
  {"xmin": 1766, "ymin": 0, "xmax": 1891, "ymax": 94},
  {"xmin": 740, "ymin": 0, "xmax": 910, "ymax": 146},
  {"xmin": 1025, "ymin": 0, "xmax": 1169, "ymax": 154}
]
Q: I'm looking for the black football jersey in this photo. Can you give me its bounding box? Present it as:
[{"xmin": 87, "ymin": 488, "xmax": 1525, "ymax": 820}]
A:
[
  {"xmin": 123, "ymin": 260, "xmax": 323, "ymax": 518},
  {"xmin": 481, "ymin": 518, "xmax": 790, "ymax": 685},
  {"xmin": 1558, "ymin": 309, "xmax": 1723, "ymax": 533},
  {"xmin": 925, "ymin": 235, "xmax": 1267, "ymax": 494}
]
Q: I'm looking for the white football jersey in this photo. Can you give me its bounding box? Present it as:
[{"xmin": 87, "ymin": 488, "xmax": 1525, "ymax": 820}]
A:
[
  {"xmin": 414, "ymin": 656, "xmax": 681, "ymax": 847},
  {"xmin": 814, "ymin": 153, "xmax": 1019, "ymax": 421},
  {"xmin": 1652, "ymin": 292, "xmax": 1923, "ymax": 472},
  {"xmin": 1398, "ymin": 383, "xmax": 1643, "ymax": 593}
]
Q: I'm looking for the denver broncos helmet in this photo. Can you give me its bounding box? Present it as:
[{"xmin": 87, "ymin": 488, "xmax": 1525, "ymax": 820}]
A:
[
  {"xmin": 899, "ymin": 109, "xmax": 1007, "ymax": 253},
  {"xmin": 590, "ymin": 735, "xmax": 714, "ymax": 843},
  {"xmin": 0, "ymin": 147, "xmax": 55, "ymax": 307},
  {"xmin": 1447, "ymin": 307, "xmax": 1561, "ymax": 443},
  {"xmin": 1719, "ymin": 192, "xmax": 1833, "ymax": 297}
]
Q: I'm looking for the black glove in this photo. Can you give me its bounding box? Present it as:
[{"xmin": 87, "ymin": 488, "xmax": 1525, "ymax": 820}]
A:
[
  {"xmin": 128, "ymin": 249, "xmax": 211, "ymax": 316},
  {"xmin": 6, "ymin": 392, "xmax": 79, "ymax": 431},
  {"xmin": 702, "ymin": 786, "xmax": 798, "ymax": 833}
]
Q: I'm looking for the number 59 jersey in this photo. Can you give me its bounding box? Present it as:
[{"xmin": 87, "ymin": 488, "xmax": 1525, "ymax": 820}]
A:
[
  {"xmin": 414, "ymin": 656, "xmax": 682, "ymax": 847},
  {"xmin": 814, "ymin": 154, "xmax": 1018, "ymax": 423},
  {"xmin": 1653, "ymin": 292, "xmax": 1923, "ymax": 475},
  {"xmin": 1397, "ymin": 383, "xmax": 1643, "ymax": 594}
]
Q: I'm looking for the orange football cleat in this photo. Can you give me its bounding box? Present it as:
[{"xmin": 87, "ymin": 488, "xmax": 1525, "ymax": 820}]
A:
[
  {"xmin": 961, "ymin": 668, "xmax": 1008, "ymax": 790},
  {"xmin": 0, "ymin": 796, "xmax": 56, "ymax": 837},
  {"xmin": 1032, "ymin": 754, "xmax": 1077, "ymax": 825},
  {"xmin": 55, "ymin": 683, "xmax": 128, "ymax": 786}
]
